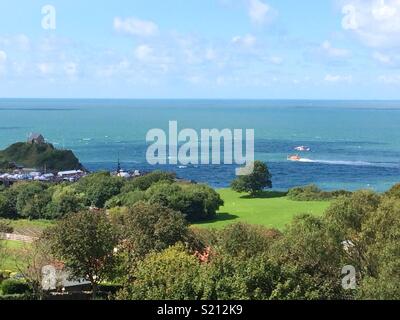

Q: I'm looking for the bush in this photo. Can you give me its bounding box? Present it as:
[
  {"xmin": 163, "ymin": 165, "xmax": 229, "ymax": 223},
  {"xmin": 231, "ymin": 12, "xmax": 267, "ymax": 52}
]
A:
[
  {"xmin": 0, "ymin": 270, "xmax": 12, "ymax": 283},
  {"xmin": 384, "ymin": 183, "xmax": 400, "ymax": 199},
  {"xmin": 105, "ymin": 190, "xmax": 145, "ymax": 209},
  {"xmin": 287, "ymin": 184, "xmax": 351, "ymax": 201},
  {"xmin": 0, "ymin": 293, "xmax": 34, "ymax": 300},
  {"xmin": 121, "ymin": 171, "xmax": 176, "ymax": 193},
  {"xmin": 76, "ymin": 172, "xmax": 124, "ymax": 208},
  {"xmin": 145, "ymin": 182, "xmax": 223, "ymax": 222},
  {"xmin": 1, "ymin": 279, "xmax": 30, "ymax": 295},
  {"xmin": 0, "ymin": 220, "xmax": 13, "ymax": 233}
]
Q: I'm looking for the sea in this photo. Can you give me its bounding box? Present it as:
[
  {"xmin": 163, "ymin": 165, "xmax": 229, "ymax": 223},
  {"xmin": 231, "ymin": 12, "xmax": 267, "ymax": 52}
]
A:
[{"xmin": 1, "ymin": 99, "xmax": 400, "ymax": 192}]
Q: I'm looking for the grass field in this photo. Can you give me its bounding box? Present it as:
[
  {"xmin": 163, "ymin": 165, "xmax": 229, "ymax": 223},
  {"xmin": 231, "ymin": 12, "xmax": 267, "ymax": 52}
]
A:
[
  {"xmin": 0, "ymin": 240, "xmax": 29, "ymax": 271},
  {"xmin": 195, "ymin": 189, "xmax": 330, "ymax": 230},
  {"xmin": 5, "ymin": 219, "xmax": 55, "ymax": 237}
]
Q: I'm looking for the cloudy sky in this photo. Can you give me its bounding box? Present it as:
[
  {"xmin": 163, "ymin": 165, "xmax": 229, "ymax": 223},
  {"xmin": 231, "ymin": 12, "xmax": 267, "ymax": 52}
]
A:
[{"xmin": 1, "ymin": 0, "xmax": 400, "ymax": 99}]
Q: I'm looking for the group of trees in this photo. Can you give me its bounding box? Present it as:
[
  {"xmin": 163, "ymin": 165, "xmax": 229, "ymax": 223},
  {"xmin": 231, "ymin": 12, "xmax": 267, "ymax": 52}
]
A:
[
  {"xmin": 26, "ymin": 182, "xmax": 399, "ymax": 300},
  {"xmin": 2, "ymin": 163, "xmax": 400, "ymax": 300},
  {"xmin": 0, "ymin": 171, "xmax": 223, "ymax": 222}
]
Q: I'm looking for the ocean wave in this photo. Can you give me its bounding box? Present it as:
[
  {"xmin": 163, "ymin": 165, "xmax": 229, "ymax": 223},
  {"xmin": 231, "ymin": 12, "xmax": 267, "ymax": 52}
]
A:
[{"xmin": 297, "ymin": 158, "xmax": 399, "ymax": 168}]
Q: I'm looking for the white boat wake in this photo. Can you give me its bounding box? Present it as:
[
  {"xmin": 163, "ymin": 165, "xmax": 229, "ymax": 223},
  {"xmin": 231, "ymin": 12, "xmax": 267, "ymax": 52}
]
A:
[{"xmin": 297, "ymin": 158, "xmax": 397, "ymax": 167}]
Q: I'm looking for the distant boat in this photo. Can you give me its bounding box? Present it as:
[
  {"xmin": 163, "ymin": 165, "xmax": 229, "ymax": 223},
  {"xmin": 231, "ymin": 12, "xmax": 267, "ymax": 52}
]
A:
[
  {"xmin": 294, "ymin": 146, "xmax": 311, "ymax": 152},
  {"xmin": 287, "ymin": 154, "xmax": 302, "ymax": 161}
]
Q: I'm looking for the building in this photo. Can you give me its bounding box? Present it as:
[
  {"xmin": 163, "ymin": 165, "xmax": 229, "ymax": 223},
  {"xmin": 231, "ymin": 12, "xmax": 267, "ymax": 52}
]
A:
[{"xmin": 28, "ymin": 133, "xmax": 45, "ymax": 144}]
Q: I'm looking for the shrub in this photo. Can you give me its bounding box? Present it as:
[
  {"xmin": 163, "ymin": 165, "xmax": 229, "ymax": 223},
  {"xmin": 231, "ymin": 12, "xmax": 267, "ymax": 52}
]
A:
[
  {"xmin": 145, "ymin": 182, "xmax": 223, "ymax": 222},
  {"xmin": 287, "ymin": 184, "xmax": 351, "ymax": 201},
  {"xmin": 121, "ymin": 171, "xmax": 176, "ymax": 193},
  {"xmin": 0, "ymin": 219, "xmax": 13, "ymax": 233},
  {"xmin": 1, "ymin": 279, "xmax": 30, "ymax": 295}
]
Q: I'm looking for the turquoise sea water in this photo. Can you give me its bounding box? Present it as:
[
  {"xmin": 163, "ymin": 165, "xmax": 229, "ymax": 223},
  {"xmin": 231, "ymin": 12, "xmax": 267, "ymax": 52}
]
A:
[{"xmin": 1, "ymin": 99, "xmax": 400, "ymax": 192}]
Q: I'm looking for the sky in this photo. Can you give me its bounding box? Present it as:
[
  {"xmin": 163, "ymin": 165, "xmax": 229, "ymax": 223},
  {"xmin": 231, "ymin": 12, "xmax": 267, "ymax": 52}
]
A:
[{"xmin": 1, "ymin": 0, "xmax": 400, "ymax": 99}]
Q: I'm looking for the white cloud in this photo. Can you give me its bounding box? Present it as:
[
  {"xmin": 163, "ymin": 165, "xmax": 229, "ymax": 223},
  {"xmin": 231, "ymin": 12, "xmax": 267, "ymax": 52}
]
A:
[
  {"xmin": 15, "ymin": 34, "xmax": 31, "ymax": 51},
  {"xmin": 324, "ymin": 74, "xmax": 353, "ymax": 83},
  {"xmin": 341, "ymin": 0, "xmax": 400, "ymax": 48},
  {"xmin": 373, "ymin": 51, "xmax": 392, "ymax": 64},
  {"xmin": 134, "ymin": 44, "xmax": 154, "ymax": 61},
  {"xmin": 320, "ymin": 41, "xmax": 350, "ymax": 58},
  {"xmin": 205, "ymin": 48, "xmax": 217, "ymax": 61},
  {"xmin": 64, "ymin": 62, "xmax": 78, "ymax": 77},
  {"xmin": 37, "ymin": 62, "xmax": 54, "ymax": 75},
  {"xmin": 114, "ymin": 17, "xmax": 159, "ymax": 37},
  {"xmin": 232, "ymin": 34, "xmax": 257, "ymax": 48},
  {"xmin": 378, "ymin": 74, "xmax": 400, "ymax": 84},
  {"xmin": 248, "ymin": 0, "xmax": 271, "ymax": 25},
  {"xmin": 269, "ymin": 56, "xmax": 283, "ymax": 65},
  {"xmin": 0, "ymin": 50, "xmax": 7, "ymax": 64}
]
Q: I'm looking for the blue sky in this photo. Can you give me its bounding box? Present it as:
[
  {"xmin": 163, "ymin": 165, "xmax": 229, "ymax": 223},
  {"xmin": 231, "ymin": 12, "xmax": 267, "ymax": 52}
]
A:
[{"xmin": 1, "ymin": 0, "xmax": 400, "ymax": 99}]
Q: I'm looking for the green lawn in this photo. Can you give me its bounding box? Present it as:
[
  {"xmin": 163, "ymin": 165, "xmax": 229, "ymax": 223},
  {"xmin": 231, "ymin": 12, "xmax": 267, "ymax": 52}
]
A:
[
  {"xmin": 6, "ymin": 219, "xmax": 55, "ymax": 237},
  {"xmin": 0, "ymin": 240, "xmax": 29, "ymax": 271},
  {"xmin": 195, "ymin": 189, "xmax": 330, "ymax": 230}
]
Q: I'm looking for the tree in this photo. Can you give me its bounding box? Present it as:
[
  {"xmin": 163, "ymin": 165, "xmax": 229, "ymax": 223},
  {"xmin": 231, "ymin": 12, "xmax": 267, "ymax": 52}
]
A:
[
  {"xmin": 120, "ymin": 201, "xmax": 189, "ymax": 261},
  {"xmin": 45, "ymin": 185, "xmax": 85, "ymax": 219},
  {"xmin": 121, "ymin": 170, "xmax": 176, "ymax": 193},
  {"xmin": 231, "ymin": 161, "xmax": 272, "ymax": 196},
  {"xmin": 117, "ymin": 244, "xmax": 202, "ymax": 300},
  {"xmin": 218, "ymin": 223, "xmax": 281, "ymax": 259},
  {"xmin": 14, "ymin": 239, "xmax": 54, "ymax": 299},
  {"xmin": 13, "ymin": 182, "xmax": 51, "ymax": 219},
  {"xmin": 384, "ymin": 183, "xmax": 400, "ymax": 199},
  {"xmin": 105, "ymin": 190, "xmax": 145, "ymax": 209},
  {"xmin": 0, "ymin": 192, "xmax": 15, "ymax": 219},
  {"xmin": 47, "ymin": 210, "xmax": 119, "ymax": 299},
  {"xmin": 269, "ymin": 214, "xmax": 349, "ymax": 300},
  {"xmin": 200, "ymin": 253, "xmax": 280, "ymax": 300},
  {"xmin": 0, "ymin": 219, "xmax": 13, "ymax": 233},
  {"xmin": 145, "ymin": 182, "xmax": 223, "ymax": 222},
  {"xmin": 324, "ymin": 190, "xmax": 381, "ymax": 276},
  {"xmin": 357, "ymin": 197, "xmax": 400, "ymax": 299},
  {"xmin": 76, "ymin": 172, "xmax": 124, "ymax": 208}
]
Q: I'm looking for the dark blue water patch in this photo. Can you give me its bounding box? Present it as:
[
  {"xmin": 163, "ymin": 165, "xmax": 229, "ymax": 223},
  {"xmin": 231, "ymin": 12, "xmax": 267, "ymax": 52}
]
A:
[
  {"xmin": 0, "ymin": 108, "xmax": 80, "ymax": 111},
  {"xmin": 82, "ymin": 160, "xmax": 400, "ymax": 192},
  {"xmin": 0, "ymin": 126, "xmax": 23, "ymax": 130}
]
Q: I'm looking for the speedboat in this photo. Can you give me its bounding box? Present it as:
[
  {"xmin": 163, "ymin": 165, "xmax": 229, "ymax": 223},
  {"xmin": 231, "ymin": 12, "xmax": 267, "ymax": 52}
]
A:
[
  {"xmin": 294, "ymin": 146, "xmax": 311, "ymax": 152},
  {"xmin": 287, "ymin": 154, "xmax": 302, "ymax": 161}
]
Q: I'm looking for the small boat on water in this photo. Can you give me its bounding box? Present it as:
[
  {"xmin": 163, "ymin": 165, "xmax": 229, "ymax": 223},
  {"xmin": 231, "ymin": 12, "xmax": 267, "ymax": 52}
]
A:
[
  {"xmin": 294, "ymin": 146, "xmax": 311, "ymax": 152},
  {"xmin": 287, "ymin": 154, "xmax": 302, "ymax": 161}
]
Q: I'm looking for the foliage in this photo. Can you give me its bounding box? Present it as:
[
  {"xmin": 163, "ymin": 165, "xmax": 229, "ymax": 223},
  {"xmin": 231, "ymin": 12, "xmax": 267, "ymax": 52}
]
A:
[
  {"xmin": 0, "ymin": 192, "xmax": 16, "ymax": 219},
  {"xmin": 117, "ymin": 244, "xmax": 201, "ymax": 300},
  {"xmin": 269, "ymin": 214, "xmax": 349, "ymax": 300},
  {"xmin": 0, "ymin": 142, "xmax": 83, "ymax": 171},
  {"xmin": 15, "ymin": 182, "xmax": 51, "ymax": 219},
  {"xmin": 145, "ymin": 182, "xmax": 223, "ymax": 222},
  {"xmin": 44, "ymin": 185, "xmax": 85, "ymax": 219},
  {"xmin": 287, "ymin": 184, "xmax": 352, "ymax": 201},
  {"xmin": 200, "ymin": 253, "xmax": 281, "ymax": 300},
  {"xmin": 384, "ymin": 183, "xmax": 400, "ymax": 199},
  {"xmin": 357, "ymin": 197, "xmax": 400, "ymax": 299},
  {"xmin": 47, "ymin": 210, "xmax": 119, "ymax": 298},
  {"xmin": 0, "ymin": 219, "xmax": 13, "ymax": 233},
  {"xmin": 121, "ymin": 171, "xmax": 176, "ymax": 193},
  {"xmin": 1, "ymin": 279, "xmax": 30, "ymax": 295},
  {"xmin": 76, "ymin": 172, "xmax": 124, "ymax": 208},
  {"xmin": 231, "ymin": 161, "xmax": 272, "ymax": 195},
  {"xmin": 105, "ymin": 190, "xmax": 145, "ymax": 209},
  {"xmin": 217, "ymin": 223, "xmax": 281, "ymax": 258},
  {"xmin": 119, "ymin": 201, "xmax": 189, "ymax": 261}
]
